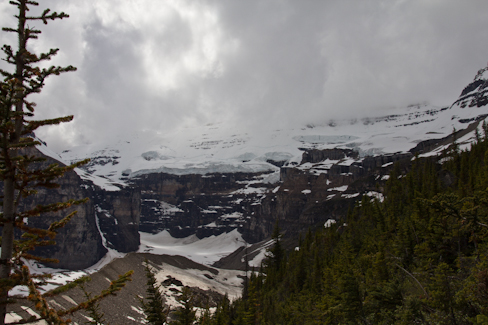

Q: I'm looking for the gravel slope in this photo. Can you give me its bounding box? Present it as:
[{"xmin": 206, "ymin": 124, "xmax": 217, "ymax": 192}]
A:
[{"xmin": 9, "ymin": 252, "xmax": 244, "ymax": 324}]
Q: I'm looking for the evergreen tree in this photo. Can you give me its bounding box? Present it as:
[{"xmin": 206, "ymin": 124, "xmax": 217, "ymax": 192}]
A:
[
  {"xmin": 196, "ymin": 303, "xmax": 211, "ymax": 325},
  {"xmin": 210, "ymin": 295, "xmax": 231, "ymax": 325},
  {"xmin": 266, "ymin": 220, "xmax": 284, "ymax": 272},
  {"xmin": 0, "ymin": 1, "xmax": 132, "ymax": 324},
  {"xmin": 139, "ymin": 260, "xmax": 167, "ymax": 325},
  {"xmin": 79, "ymin": 283, "xmax": 107, "ymax": 325},
  {"xmin": 171, "ymin": 287, "xmax": 196, "ymax": 325}
]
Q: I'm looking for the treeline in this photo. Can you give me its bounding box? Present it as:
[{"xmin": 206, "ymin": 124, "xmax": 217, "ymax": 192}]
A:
[{"xmin": 201, "ymin": 124, "xmax": 488, "ymax": 324}]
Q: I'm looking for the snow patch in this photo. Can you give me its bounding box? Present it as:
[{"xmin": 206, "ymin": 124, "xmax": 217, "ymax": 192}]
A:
[
  {"xmin": 328, "ymin": 185, "xmax": 348, "ymax": 192},
  {"xmin": 366, "ymin": 191, "xmax": 385, "ymax": 202},
  {"xmin": 138, "ymin": 229, "xmax": 247, "ymax": 265},
  {"xmin": 342, "ymin": 193, "xmax": 360, "ymax": 199},
  {"xmin": 154, "ymin": 262, "xmax": 244, "ymax": 304},
  {"xmin": 141, "ymin": 150, "xmax": 171, "ymax": 161},
  {"xmin": 324, "ymin": 219, "xmax": 337, "ymax": 228},
  {"xmin": 75, "ymin": 168, "xmax": 122, "ymax": 191}
]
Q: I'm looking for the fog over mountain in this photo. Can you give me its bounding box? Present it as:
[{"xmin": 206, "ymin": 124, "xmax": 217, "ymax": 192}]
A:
[{"xmin": 1, "ymin": 0, "xmax": 488, "ymax": 151}]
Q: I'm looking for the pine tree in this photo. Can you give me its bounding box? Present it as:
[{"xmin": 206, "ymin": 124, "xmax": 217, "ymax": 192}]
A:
[
  {"xmin": 139, "ymin": 260, "xmax": 167, "ymax": 325},
  {"xmin": 196, "ymin": 303, "xmax": 211, "ymax": 325},
  {"xmin": 171, "ymin": 287, "xmax": 196, "ymax": 325},
  {"xmin": 79, "ymin": 283, "xmax": 107, "ymax": 325},
  {"xmin": 266, "ymin": 220, "xmax": 284, "ymax": 272},
  {"xmin": 210, "ymin": 295, "xmax": 230, "ymax": 325},
  {"xmin": 0, "ymin": 1, "xmax": 132, "ymax": 324}
]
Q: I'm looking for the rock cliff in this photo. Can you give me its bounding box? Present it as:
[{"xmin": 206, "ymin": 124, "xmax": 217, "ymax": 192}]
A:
[
  {"xmin": 126, "ymin": 147, "xmax": 414, "ymax": 244},
  {"xmin": 17, "ymin": 149, "xmax": 107, "ymax": 270},
  {"xmin": 92, "ymin": 187, "xmax": 141, "ymax": 253}
]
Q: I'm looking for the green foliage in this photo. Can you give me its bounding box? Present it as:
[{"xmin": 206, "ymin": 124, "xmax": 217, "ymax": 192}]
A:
[
  {"xmin": 171, "ymin": 287, "xmax": 196, "ymax": 325},
  {"xmin": 79, "ymin": 283, "xmax": 106, "ymax": 325},
  {"xmin": 268, "ymin": 220, "xmax": 284, "ymax": 270},
  {"xmin": 205, "ymin": 126, "xmax": 488, "ymax": 324},
  {"xmin": 139, "ymin": 260, "xmax": 167, "ymax": 325},
  {"xmin": 208, "ymin": 295, "xmax": 231, "ymax": 325}
]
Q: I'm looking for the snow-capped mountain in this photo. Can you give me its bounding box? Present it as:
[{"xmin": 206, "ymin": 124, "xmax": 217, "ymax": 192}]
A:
[
  {"xmin": 54, "ymin": 100, "xmax": 486, "ymax": 190},
  {"xmin": 30, "ymin": 63, "xmax": 488, "ymax": 272}
]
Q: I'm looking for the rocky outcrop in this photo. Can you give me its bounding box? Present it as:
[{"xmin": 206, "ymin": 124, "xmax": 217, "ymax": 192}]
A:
[
  {"xmin": 361, "ymin": 152, "xmax": 412, "ymax": 172},
  {"xmin": 243, "ymin": 153, "xmax": 393, "ymax": 242},
  {"xmin": 301, "ymin": 148, "xmax": 358, "ymax": 164},
  {"xmin": 454, "ymin": 66, "xmax": 488, "ymax": 108},
  {"xmin": 410, "ymin": 118, "xmax": 488, "ymax": 155},
  {"xmin": 131, "ymin": 172, "xmax": 276, "ymax": 238},
  {"xmin": 93, "ymin": 187, "xmax": 141, "ymax": 253},
  {"xmin": 20, "ymin": 150, "xmax": 107, "ymax": 270}
]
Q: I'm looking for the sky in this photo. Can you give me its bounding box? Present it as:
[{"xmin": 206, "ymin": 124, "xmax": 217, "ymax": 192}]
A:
[{"xmin": 1, "ymin": 0, "xmax": 488, "ymax": 152}]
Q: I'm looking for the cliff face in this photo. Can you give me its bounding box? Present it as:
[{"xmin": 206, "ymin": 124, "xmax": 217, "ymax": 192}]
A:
[
  {"xmin": 124, "ymin": 148, "xmax": 414, "ymax": 245},
  {"xmin": 19, "ymin": 154, "xmax": 107, "ymax": 270},
  {"xmin": 92, "ymin": 187, "xmax": 141, "ymax": 253},
  {"xmin": 21, "ymin": 129, "xmax": 472, "ymax": 270},
  {"xmin": 455, "ymin": 66, "xmax": 488, "ymax": 109},
  {"xmin": 131, "ymin": 172, "xmax": 276, "ymax": 238},
  {"xmin": 242, "ymin": 150, "xmax": 413, "ymax": 243},
  {"xmin": 13, "ymin": 147, "xmax": 142, "ymax": 270}
]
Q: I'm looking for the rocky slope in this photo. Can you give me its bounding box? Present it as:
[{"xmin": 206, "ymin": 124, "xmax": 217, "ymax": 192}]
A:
[{"xmin": 9, "ymin": 253, "xmax": 244, "ymax": 324}]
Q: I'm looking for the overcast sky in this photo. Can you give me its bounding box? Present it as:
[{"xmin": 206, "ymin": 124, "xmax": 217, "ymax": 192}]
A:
[{"xmin": 1, "ymin": 0, "xmax": 488, "ymax": 152}]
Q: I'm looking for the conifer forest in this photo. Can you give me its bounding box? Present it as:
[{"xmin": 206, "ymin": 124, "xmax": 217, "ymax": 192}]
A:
[{"xmin": 204, "ymin": 129, "xmax": 488, "ymax": 324}]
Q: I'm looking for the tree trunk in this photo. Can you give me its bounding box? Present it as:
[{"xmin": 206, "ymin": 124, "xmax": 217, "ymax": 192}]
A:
[{"xmin": 0, "ymin": 178, "xmax": 15, "ymax": 325}]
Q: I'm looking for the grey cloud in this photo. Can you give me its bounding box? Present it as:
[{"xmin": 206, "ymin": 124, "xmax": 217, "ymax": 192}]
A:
[{"xmin": 2, "ymin": 0, "xmax": 488, "ymax": 151}]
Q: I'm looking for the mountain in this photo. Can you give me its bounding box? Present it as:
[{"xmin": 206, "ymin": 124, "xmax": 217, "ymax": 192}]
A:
[
  {"xmin": 7, "ymin": 64, "xmax": 488, "ymax": 324},
  {"xmin": 28, "ymin": 63, "xmax": 488, "ymax": 270}
]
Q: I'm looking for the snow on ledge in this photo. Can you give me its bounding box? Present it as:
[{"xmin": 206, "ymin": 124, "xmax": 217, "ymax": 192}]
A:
[
  {"xmin": 130, "ymin": 162, "xmax": 278, "ymax": 177},
  {"xmin": 324, "ymin": 219, "xmax": 337, "ymax": 228}
]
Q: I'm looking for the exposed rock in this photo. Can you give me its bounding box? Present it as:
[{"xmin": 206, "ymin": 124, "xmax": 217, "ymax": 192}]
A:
[
  {"xmin": 184, "ymin": 286, "xmax": 225, "ymax": 308},
  {"xmin": 131, "ymin": 171, "xmax": 276, "ymax": 238},
  {"xmin": 361, "ymin": 152, "xmax": 413, "ymax": 172},
  {"xmin": 163, "ymin": 276, "xmax": 184, "ymax": 287},
  {"xmin": 118, "ymin": 146, "xmax": 419, "ymax": 246},
  {"xmin": 301, "ymin": 148, "xmax": 358, "ymax": 164},
  {"xmin": 93, "ymin": 187, "xmax": 141, "ymax": 253},
  {"xmin": 453, "ymin": 66, "xmax": 488, "ymax": 108},
  {"xmin": 17, "ymin": 148, "xmax": 106, "ymax": 270},
  {"xmin": 410, "ymin": 119, "xmax": 487, "ymax": 155}
]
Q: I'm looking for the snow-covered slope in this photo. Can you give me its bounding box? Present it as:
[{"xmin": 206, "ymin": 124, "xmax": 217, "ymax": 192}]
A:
[
  {"xmin": 56, "ymin": 101, "xmax": 488, "ymax": 189},
  {"xmin": 138, "ymin": 229, "xmax": 247, "ymax": 266}
]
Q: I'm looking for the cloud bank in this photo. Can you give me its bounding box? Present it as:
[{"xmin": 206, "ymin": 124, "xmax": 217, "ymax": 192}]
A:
[{"xmin": 1, "ymin": 0, "xmax": 488, "ymax": 151}]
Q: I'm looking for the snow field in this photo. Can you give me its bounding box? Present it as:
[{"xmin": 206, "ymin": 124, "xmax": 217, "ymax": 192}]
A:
[{"xmin": 52, "ymin": 102, "xmax": 488, "ymax": 188}]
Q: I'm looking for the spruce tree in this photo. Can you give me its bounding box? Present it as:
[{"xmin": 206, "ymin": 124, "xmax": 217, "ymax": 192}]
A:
[
  {"xmin": 210, "ymin": 295, "xmax": 230, "ymax": 325},
  {"xmin": 0, "ymin": 1, "xmax": 132, "ymax": 324},
  {"xmin": 171, "ymin": 287, "xmax": 196, "ymax": 325},
  {"xmin": 79, "ymin": 283, "xmax": 107, "ymax": 325},
  {"xmin": 267, "ymin": 220, "xmax": 284, "ymax": 272},
  {"xmin": 139, "ymin": 260, "xmax": 167, "ymax": 325}
]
